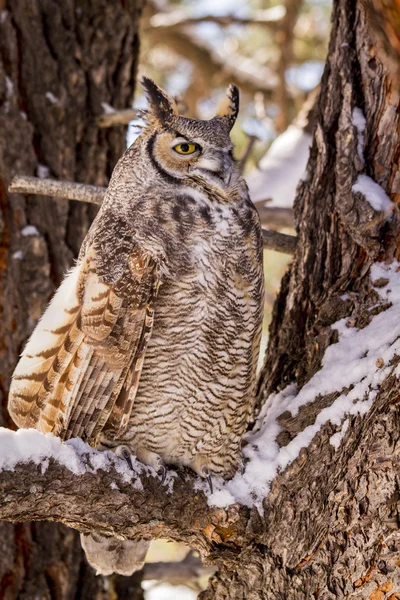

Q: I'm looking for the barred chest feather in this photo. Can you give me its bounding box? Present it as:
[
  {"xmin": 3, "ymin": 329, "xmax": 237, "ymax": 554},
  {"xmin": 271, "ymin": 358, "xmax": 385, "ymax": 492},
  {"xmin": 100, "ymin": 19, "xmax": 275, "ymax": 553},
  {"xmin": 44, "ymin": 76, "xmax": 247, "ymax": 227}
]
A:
[{"xmin": 113, "ymin": 185, "xmax": 264, "ymax": 479}]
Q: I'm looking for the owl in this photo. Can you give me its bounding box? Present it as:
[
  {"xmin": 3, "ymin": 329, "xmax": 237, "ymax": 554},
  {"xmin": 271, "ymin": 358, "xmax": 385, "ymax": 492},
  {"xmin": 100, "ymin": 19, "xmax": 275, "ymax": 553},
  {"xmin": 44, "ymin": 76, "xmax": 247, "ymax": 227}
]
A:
[{"xmin": 8, "ymin": 78, "xmax": 264, "ymax": 576}]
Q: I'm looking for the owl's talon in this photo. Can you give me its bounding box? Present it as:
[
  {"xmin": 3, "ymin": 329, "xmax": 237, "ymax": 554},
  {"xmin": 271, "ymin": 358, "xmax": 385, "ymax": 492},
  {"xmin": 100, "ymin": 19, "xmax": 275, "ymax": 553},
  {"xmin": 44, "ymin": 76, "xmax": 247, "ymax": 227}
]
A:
[
  {"xmin": 158, "ymin": 464, "xmax": 167, "ymax": 484},
  {"xmin": 206, "ymin": 473, "xmax": 213, "ymax": 494},
  {"xmin": 120, "ymin": 447, "xmax": 134, "ymax": 471}
]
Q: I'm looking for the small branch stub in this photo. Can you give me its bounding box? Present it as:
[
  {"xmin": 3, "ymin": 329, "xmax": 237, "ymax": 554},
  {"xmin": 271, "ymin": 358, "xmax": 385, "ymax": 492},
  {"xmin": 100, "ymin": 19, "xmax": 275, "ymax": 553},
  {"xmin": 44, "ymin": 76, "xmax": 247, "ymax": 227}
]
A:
[{"xmin": 97, "ymin": 108, "xmax": 138, "ymax": 128}]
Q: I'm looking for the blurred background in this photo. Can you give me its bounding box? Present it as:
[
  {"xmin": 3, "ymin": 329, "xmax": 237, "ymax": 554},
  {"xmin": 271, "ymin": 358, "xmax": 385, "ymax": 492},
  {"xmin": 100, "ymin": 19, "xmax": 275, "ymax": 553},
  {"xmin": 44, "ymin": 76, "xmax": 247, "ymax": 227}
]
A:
[{"xmin": 121, "ymin": 0, "xmax": 332, "ymax": 596}]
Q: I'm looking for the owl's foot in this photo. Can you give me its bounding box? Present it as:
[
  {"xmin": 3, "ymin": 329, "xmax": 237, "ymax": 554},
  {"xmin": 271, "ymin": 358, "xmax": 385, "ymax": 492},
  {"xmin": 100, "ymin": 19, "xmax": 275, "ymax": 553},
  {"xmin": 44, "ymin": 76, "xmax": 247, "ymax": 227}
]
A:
[
  {"xmin": 114, "ymin": 445, "xmax": 135, "ymax": 471},
  {"xmin": 158, "ymin": 464, "xmax": 167, "ymax": 484},
  {"xmin": 113, "ymin": 445, "xmax": 168, "ymax": 483},
  {"xmin": 197, "ymin": 465, "xmax": 214, "ymax": 494},
  {"xmin": 190, "ymin": 456, "xmax": 215, "ymax": 493},
  {"xmin": 133, "ymin": 447, "xmax": 168, "ymax": 484}
]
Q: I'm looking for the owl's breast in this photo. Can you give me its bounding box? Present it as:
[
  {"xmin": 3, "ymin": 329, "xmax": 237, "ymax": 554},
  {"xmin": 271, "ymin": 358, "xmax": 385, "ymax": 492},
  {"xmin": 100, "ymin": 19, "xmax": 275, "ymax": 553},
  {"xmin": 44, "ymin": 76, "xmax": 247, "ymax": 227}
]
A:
[{"xmin": 125, "ymin": 191, "xmax": 263, "ymax": 463}]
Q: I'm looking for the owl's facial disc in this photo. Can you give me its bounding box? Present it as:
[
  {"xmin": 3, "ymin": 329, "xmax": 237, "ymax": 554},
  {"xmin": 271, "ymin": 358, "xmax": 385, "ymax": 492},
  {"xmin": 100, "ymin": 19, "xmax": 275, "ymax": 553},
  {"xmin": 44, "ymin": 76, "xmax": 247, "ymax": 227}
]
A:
[{"xmin": 151, "ymin": 131, "xmax": 233, "ymax": 187}]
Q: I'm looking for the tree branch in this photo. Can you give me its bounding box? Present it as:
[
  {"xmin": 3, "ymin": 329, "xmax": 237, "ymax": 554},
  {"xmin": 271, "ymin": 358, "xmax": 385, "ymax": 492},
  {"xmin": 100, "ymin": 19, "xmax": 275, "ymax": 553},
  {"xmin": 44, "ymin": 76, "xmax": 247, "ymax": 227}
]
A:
[
  {"xmin": 147, "ymin": 6, "xmax": 286, "ymax": 30},
  {"xmin": 97, "ymin": 108, "xmax": 139, "ymax": 128},
  {"xmin": 9, "ymin": 176, "xmax": 296, "ymax": 254},
  {"xmin": 0, "ymin": 430, "xmax": 247, "ymax": 556},
  {"xmin": 262, "ymin": 229, "xmax": 296, "ymax": 254},
  {"xmin": 143, "ymin": 552, "xmax": 216, "ymax": 589},
  {"xmin": 9, "ymin": 176, "xmax": 106, "ymax": 205},
  {"xmin": 255, "ymin": 205, "xmax": 294, "ymax": 228}
]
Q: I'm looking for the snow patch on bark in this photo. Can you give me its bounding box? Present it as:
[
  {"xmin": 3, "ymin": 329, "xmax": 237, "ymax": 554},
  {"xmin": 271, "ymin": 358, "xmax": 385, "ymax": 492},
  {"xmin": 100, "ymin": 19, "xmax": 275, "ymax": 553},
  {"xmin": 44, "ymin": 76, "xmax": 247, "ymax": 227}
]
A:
[
  {"xmin": 101, "ymin": 102, "xmax": 116, "ymax": 114},
  {"xmin": 37, "ymin": 164, "xmax": 50, "ymax": 179},
  {"xmin": 330, "ymin": 418, "xmax": 349, "ymax": 449},
  {"xmin": 208, "ymin": 261, "xmax": 400, "ymax": 509},
  {"xmin": 21, "ymin": 225, "xmax": 39, "ymax": 236},
  {"xmin": 352, "ymin": 107, "xmax": 366, "ymax": 162},
  {"xmin": 45, "ymin": 91, "xmax": 59, "ymax": 104},
  {"xmin": 352, "ymin": 174, "xmax": 393, "ymax": 214}
]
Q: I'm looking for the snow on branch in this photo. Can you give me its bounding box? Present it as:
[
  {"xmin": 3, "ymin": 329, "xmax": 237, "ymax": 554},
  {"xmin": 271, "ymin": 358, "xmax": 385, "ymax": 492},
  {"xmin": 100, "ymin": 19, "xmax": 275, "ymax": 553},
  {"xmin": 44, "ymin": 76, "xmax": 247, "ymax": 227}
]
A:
[
  {"xmin": 0, "ymin": 428, "xmax": 246, "ymax": 550},
  {"xmin": 8, "ymin": 176, "xmax": 296, "ymax": 254}
]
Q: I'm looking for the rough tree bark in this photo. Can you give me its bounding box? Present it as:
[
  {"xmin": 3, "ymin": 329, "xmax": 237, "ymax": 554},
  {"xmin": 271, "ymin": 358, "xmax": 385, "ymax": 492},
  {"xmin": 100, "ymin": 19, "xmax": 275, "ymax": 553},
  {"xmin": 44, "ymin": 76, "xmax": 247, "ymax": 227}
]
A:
[
  {"xmin": 0, "ymin": 1, "xmax": 144, "ymax": 598},
  {"xmin": 1, "ymin": 0, "xmax": 399, "ymax": 599}
]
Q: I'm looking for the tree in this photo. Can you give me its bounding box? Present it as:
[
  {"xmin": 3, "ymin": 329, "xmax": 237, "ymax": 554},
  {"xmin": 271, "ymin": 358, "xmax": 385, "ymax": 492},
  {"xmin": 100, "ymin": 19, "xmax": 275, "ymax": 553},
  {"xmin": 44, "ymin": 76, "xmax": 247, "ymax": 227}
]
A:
[
  {"xmin": 0, "ymin": 1, "xmax": 145, "ymax": 598},
  {"xmin": 1, "ymin": 0, "xmax": 399, "ymax": 599}
]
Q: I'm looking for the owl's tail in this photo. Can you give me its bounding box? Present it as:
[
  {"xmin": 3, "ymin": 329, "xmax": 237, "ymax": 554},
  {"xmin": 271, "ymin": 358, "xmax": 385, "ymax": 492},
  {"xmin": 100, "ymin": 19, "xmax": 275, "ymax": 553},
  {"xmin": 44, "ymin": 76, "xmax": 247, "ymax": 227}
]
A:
[{"xmin": 80, "ymin": 533, "xmax": 149, "ymax": 576}]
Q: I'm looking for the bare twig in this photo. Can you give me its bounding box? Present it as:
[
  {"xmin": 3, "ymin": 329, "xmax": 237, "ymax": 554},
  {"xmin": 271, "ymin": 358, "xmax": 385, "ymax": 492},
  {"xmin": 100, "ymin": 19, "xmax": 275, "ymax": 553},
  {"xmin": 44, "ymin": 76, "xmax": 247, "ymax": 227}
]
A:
[
  {"xmin": 262, "ymin": 229, "xmax": 296, "ymax": 254},
  {"xmin": 147, "ymin": 7, "xmax": 286, "ymax": 30},
  {"xmin": 143, "ymin": 551, "xmax": 215, "ymax": 590},
  {"xmin": 9, "ymin": 175, "xmax": 105, "ymax": 205},
  {"xmin": 146, "ymin": 25, "xmax": 280, "ymax": 98},
  {"xmin": 97, "ymin": 108, "xmax": 138, "ymax": 128},
  {"xmin": 275, "ymin": 0, "xmax": 304, "ymax": 131},
  {"xmin": 238, "ymin": 135, "xmax": 258, "ymax": 174},
  {"xmin": 8, "ymin": 176, "xmax": 297, "ymax": 254}
]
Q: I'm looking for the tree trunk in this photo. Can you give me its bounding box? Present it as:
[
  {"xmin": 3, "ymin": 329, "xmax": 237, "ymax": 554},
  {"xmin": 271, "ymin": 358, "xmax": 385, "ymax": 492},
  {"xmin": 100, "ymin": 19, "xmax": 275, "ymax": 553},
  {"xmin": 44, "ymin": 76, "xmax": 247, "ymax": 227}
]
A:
[
  {"xmin": 201, "ymin": 0, "xmax": 400, "ymax": 597},
  {"xmin": 0, "ymin": 1, "xmax": 144, "ymax": 598}
]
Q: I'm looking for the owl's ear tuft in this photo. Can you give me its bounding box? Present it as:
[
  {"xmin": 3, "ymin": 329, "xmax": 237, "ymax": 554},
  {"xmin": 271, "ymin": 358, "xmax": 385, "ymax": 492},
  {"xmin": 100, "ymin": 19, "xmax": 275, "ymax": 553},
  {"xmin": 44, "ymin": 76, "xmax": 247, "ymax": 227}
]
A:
[
  {"xmin": 213, "ymin": 84, "xmax": 239, "ymax": 132},
  {"xmin": 141, "ymin": 77, "xmax": 179, "ymax": 125}
]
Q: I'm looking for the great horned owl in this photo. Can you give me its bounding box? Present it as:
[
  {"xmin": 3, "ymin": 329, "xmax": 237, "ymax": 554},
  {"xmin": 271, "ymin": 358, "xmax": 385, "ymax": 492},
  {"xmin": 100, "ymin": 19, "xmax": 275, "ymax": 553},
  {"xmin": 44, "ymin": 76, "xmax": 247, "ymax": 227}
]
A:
[{"xmin": 8, "ymin": 78, "xmax": 264, "ymax": 576}]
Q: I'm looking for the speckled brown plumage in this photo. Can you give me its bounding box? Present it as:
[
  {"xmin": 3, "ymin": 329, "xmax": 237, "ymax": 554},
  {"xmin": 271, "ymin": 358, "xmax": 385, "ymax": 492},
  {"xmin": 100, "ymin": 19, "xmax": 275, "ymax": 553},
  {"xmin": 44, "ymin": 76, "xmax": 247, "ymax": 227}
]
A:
[{"xmin": 8, "ymin": 78, "xmax": 264, "ymax": 575}]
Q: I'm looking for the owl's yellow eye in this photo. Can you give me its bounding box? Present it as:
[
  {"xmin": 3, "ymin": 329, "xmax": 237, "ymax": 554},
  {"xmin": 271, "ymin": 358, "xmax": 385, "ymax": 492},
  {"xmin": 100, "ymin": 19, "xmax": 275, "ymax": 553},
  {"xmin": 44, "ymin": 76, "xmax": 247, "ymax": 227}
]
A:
[{"xmin": 173, "ymin": 143, "xmax": 197, "ymax": 155}]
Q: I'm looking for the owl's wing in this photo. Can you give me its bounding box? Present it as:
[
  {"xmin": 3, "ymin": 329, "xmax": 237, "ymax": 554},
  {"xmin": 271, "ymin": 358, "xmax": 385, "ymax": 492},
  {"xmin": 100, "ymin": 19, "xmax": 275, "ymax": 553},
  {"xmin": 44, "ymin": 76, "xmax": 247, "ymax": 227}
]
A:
[{"xmin": 8, "ymin": 244, "xmax": 159, "ymax": 442}]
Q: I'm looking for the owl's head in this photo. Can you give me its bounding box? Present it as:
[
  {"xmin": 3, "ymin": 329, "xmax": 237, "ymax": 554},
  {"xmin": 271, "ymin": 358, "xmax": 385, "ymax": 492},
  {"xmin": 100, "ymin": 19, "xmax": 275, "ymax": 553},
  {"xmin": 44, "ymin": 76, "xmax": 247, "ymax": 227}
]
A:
[{"xmin": 139, "ymin": 77, "xmax": 239, "ymax": 189}]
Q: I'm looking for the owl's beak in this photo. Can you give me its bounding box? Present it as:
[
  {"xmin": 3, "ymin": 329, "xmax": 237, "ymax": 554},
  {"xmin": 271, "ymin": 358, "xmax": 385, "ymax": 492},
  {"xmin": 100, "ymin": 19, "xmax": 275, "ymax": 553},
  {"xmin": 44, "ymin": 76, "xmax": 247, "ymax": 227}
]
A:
[{"xmin": 193, "ymin": 152, "xmax": 232, "ymax": 187}]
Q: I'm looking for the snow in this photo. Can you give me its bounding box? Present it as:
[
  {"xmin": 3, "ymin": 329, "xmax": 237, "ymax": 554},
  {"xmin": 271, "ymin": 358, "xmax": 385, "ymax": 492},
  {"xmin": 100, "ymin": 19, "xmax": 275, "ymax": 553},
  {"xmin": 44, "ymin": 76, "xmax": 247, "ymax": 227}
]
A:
[
  {"xmin": 45, "ymin": 91, "xmax": 59, "ymax": 104},
  {"xmin": 5, "ymin": 76, "xmax": 13, "ymax": 98},
  {"xmin": 352, "ymin": 107, "xmax": 366, "ymax": 162},
  {"xmin": 0, "ymin": 428, "xmax": 147, "ymax": 490},
  {"xmin": 21, "ymin": 225, "xmax": 39, "ymax": 236},
  {"xmin": 0, "ymin": 428, "xmax": 86, "ymax": 475},
  {"xmin": 143, "ymin": 582, "xmax": 197, "ymax": 600},
  {"xmin": 352, "ymin": 174, "xmax": 393, "ymax": 213},
  {"xmin": 37, "ymin": 164, "xmax": 50, "ymax": 179},
  {"xmin": 246, "ymin": 125, "xmax": 312, "ymax": 207},
  {"xmin": 12, "ymin": 250, "xmax": 23, "ymax": 260},
  {"xmin": 208, "ymin": 261, "xmax": 400, "ymax": 509},
  {"xmin": 101, "ymin": 102, "xmax": 116, "ymax": 114},
  {"xmin": 330, "ymin": 418, "xmax": 349, "ymax": 449}
]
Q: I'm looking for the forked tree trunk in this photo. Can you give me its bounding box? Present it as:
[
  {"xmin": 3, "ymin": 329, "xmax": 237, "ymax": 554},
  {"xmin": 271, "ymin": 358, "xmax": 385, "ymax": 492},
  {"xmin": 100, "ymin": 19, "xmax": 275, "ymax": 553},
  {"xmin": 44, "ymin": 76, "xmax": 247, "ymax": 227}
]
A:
[
  {"xmin": 201, "ymin": 0, "xmax": 400, "ymax": 598},
  {"xmin": 0, "ymin": 1, "xmax": 144, "ymax": 598}
]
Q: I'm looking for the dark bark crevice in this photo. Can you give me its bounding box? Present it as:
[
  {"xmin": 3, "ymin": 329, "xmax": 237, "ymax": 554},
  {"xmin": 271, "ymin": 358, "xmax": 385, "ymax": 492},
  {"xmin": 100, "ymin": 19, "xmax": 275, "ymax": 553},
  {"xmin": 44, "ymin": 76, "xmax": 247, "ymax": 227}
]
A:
[{"xmin": 0, "ymin": 1, "xmax": 145, "ymax": 597}]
